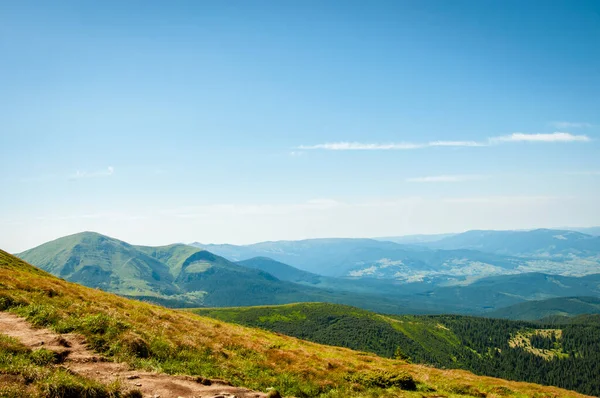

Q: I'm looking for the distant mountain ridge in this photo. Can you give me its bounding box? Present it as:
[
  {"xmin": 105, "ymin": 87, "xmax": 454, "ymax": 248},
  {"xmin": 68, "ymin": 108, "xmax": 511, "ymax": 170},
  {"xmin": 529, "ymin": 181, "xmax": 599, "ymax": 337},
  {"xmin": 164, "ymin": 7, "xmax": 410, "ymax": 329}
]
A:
[
  {"xmin": 425, "ymin": 228, "xmax": 600, "ymax": 257},
  {"xmin": 16, "ymin": 230, "xmax": 600, "ymax": 314},
  {"xmin": 16, "ymin": 232, "xmax": 415, "ymax": 313},
  {"xmin": 486, "ymin": 296, "xmax": 600, "ymax": 321},
  {"xmin": 16, "ymin": 232, "xmax": 332, "ymax": 307},
  {"xmin": 236, "ymin": 257, "xmax": 321, "ymax": 284},
  {"xmin": 193, "ymin": 228, "xmax": 600, "ymax": 282},
  {"xmin": 193, "ymin": 237, "xmax": 524, "ymax": 282}
]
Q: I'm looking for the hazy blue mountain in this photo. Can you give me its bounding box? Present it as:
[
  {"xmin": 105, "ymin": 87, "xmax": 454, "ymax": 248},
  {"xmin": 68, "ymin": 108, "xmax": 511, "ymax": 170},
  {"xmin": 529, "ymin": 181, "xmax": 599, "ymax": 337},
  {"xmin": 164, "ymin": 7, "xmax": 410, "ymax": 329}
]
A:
[
  {"xmin": 193, "ymin": 238, "xmax": 523, "ymax": 282},
  {"xmin": 193, "ymin": 238, "xmax": 407, "ymax": 276},
  {"xmin": 422, "ymin": 272, "xmax": 600, "ymax": 313},
  {"xmin": 234, "ymin": 256, "xmax": 450, "ymax": 305},
  {"xmin": 487, "ymin": 296, "xmax": 600, "ymax": 321},
  {"xmin": 229, "ymin": 256, "xmax": 600, "ymax": 314},
  {"xmin": 563, "ymin": 226, "xmax": 600, "ymax": 236},
  {"xmin": 374, "ymin": 233, "xmax": 456, "ymax": 244},
  {"xmin": 237, "ymin": 257, "xmax": 322, "ymax": 283},
  {"xmin": 426, "ymin": 228, "xmax": 600, "ymax": 257},
  {"xmin": 194, "ymin": 229, "xmax": 600, "ymax": 283}
]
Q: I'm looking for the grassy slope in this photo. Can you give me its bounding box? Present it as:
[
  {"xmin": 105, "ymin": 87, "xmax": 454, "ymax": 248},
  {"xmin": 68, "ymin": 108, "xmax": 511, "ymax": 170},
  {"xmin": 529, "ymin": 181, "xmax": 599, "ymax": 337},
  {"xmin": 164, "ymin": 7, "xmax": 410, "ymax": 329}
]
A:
[
  {"xmin": 195, "ymin": 303, "xmax": 465, "ymax": 363},
  {"xmin": 194, "ymin": 303, "xmax": 494, "ymax": 363},
  {"xmin": 193, "ymin": 302, "xmax": 600, "ymax": 396},
  {"xmin": 487, "ymin": 296, "xmax": 600, "ymax": 321},
  {"xmin": 0, "ymin": 249, "xmax": 589, "ymax": 398}
]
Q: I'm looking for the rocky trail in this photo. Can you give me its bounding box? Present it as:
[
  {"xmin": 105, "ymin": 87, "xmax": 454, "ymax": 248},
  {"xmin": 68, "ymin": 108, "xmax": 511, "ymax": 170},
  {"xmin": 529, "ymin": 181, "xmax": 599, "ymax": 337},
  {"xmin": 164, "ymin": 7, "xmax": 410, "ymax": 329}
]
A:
[{"xmin": 0, "ymin": 312, "xmax": 268, "ymax": 398}]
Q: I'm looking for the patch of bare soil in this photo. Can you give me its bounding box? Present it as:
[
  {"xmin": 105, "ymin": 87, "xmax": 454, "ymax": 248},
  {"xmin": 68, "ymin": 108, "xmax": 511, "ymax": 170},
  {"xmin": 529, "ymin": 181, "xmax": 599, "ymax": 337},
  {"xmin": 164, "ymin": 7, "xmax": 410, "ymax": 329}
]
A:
[{"xmin": 0, "ymin": 312, "xmax": 267, "ymax": 398}]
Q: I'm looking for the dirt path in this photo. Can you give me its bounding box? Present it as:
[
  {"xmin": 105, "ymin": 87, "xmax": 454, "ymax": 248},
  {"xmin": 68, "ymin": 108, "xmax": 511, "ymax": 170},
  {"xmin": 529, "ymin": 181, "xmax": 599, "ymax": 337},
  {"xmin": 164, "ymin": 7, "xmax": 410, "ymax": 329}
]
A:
[{"xmin": 0, "ymin": 312, "xmax": 268, "ymax": 398}]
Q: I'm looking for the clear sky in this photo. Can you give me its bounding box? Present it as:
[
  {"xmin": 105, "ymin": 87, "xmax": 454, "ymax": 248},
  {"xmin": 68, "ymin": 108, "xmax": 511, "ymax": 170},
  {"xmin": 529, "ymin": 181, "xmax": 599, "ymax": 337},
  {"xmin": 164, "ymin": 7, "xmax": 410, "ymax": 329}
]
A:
[{"xmin": 1, "ymin": 0, "xmax": 599, "ymax": 252}]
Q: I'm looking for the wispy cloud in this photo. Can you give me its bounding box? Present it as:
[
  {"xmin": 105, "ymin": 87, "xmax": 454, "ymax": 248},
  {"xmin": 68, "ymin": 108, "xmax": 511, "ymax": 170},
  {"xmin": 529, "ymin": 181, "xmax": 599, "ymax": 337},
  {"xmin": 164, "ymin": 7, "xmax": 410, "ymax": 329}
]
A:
[
  {"xmin": 298, "ymin": 141, "xmax": 484, "ymax": 150},
  {"xmin": 70, "ymin": 166, "xmax": 115, "ymax": 180},
  {"xmin": 406, "ymin": 175, "xmax": 487, "ymax": 183},
  {"xmin": 299, "ymin": 132, "xmax": 591, "ymax": 151},
  {"xmin": 490, "ymin": 132, "xmax": 590, "ymax": 143},
  {"xmin": 550, "ymin": 121, "xmax": 592, "ymax": 129},
  {"xmin": 298, "ymin": 142, "xmax": 423, "ymax": 150}
]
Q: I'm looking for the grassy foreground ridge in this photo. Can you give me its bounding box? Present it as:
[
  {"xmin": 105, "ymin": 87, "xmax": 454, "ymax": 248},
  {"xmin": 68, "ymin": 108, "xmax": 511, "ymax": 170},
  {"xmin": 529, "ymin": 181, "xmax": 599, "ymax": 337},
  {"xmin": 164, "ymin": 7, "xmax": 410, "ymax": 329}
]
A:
[
  {"xmin": 0, "ymin": 249, "xmax": 591, "ymax": 397},
  {"xmin": 194, "ymin": 302, "xmax": 600, "ymax": 396}
]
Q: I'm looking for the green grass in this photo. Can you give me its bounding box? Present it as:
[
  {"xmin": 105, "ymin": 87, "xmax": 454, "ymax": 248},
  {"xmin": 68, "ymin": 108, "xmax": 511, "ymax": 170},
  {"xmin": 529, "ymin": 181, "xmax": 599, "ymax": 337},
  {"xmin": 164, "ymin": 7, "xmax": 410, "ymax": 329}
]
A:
[{"xmin": 0, "ymin": 334, "xmax": 128, "ymax": 398}]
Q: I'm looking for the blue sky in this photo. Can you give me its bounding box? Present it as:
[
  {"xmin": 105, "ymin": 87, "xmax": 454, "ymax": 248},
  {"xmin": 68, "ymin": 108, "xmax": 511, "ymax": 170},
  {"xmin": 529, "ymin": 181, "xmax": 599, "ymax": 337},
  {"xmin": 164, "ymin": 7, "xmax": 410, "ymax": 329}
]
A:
[{"xmin": 1, "ymin": 0, "xmax": 599, "ymax": 251}]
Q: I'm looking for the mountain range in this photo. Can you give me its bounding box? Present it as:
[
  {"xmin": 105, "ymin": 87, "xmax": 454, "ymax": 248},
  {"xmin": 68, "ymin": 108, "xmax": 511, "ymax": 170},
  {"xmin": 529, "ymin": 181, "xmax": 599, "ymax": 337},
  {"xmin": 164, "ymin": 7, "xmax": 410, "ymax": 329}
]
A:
[
  {"xmin": 16, "ymin": 229, "xmax": 600, "ymax": 315},
  {"xmin": 17, "ymin": 232, "xmax": 412, "ymax": 313},
  {"xmin": 194, "ymin": 228, "xmax": 600, "ymax": 282}
]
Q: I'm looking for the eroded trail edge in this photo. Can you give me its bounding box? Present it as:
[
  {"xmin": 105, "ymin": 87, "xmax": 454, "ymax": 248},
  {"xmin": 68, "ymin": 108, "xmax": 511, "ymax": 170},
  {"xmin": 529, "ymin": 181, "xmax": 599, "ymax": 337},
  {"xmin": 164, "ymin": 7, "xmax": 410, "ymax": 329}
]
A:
[{"xmin": 0, "ymin": 311, "xmax": 267, "ymax": 398}]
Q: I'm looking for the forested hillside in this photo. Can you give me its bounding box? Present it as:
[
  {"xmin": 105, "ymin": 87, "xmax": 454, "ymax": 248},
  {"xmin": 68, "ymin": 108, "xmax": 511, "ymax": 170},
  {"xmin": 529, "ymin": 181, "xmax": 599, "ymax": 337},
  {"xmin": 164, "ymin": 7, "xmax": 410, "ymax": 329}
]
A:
[{"xmin": 195, "ymin": 303, "xmax": 600, "ymax": 396}]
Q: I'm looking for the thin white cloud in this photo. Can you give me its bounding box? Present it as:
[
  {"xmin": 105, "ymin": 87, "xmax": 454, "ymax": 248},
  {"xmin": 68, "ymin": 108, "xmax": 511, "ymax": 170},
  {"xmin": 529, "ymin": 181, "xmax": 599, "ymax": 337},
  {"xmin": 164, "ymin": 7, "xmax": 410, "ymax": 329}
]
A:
[
  {"xmin": 406, "ymin": 175, "xmax": 487, "ymax": 183},
  {"xmin": 299, "ymin": 131, "xmax": 591, "ymax": 151},
  {"xmin": 298, "ymin": 142, "xmax": 424, "ymax": 150},
  {"xmin": 490, "ymin": 132, "xmax": 590, "ymax": 143},
  {"xmin": 550, "ymin": 121, "xmax": 592, "ymax": 129},
  {"xmin": 298, "ymin": 141, "xmax": 484, "ymax": 151},
  {"xmin": 70, "ymin": 166, "xmax": 115, "ymax": 180}
]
